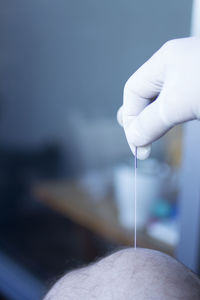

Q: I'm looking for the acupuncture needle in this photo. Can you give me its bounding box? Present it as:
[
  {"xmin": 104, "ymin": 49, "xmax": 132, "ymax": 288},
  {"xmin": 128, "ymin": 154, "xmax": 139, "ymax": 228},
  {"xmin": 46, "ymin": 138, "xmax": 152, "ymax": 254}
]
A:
[{"xmin": 134, "ymin": 147, "xmax": 137, "ymax": 249}]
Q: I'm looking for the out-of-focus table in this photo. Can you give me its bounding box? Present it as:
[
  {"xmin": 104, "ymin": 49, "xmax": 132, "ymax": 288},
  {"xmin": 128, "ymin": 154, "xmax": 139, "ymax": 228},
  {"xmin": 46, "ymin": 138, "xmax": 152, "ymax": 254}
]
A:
[{"xmin": 34, "ymin": 180, "xmax": 174, "ymax": 256}]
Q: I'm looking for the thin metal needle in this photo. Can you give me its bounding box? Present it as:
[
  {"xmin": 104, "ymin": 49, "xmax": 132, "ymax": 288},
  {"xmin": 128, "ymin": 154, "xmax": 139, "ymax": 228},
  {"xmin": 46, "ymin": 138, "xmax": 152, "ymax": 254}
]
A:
[{"xmin": 134, "ymin": 147, "xmax": 137, "ymax": 249}]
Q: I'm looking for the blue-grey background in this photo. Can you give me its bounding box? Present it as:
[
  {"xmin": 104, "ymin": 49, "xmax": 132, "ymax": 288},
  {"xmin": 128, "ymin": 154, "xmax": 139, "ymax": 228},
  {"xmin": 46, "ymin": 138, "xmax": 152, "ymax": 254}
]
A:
[{"xmin": 0, "ymin": 0, "xmax": 192, "ymax": 149}]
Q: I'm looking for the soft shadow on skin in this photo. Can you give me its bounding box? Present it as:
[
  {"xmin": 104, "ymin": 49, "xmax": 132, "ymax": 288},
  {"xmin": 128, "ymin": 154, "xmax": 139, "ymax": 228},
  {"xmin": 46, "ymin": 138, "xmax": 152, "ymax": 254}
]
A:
[{"xmin": 43, "ymin": 247, "xmax": 200, "ymax": 300}]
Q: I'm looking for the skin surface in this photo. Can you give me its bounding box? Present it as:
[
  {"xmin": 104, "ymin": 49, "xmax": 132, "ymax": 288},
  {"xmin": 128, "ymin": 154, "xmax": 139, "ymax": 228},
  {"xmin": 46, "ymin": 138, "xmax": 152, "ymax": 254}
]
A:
[{"xmin": 44, "ymin": 248, "xmax": 200, "ymax": 300}]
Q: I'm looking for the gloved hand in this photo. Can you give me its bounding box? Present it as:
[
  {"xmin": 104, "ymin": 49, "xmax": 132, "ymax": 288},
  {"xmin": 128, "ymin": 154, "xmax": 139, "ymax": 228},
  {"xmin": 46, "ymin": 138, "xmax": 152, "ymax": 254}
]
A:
[{"xmin": 117, "ymin": 37, "xmax": 200, "ymax": 159}]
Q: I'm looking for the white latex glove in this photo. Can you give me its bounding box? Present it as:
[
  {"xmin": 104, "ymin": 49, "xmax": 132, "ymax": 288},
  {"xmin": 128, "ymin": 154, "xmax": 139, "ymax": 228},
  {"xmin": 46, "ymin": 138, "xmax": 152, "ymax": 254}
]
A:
[{"xmin": 117, "ymin": 37, "xmax": 200, "ymax": 159}]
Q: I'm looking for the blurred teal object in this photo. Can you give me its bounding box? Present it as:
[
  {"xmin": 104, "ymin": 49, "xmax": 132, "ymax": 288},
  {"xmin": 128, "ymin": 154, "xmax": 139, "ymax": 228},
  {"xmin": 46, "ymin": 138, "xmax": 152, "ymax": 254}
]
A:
[{"xmin": 152, "ymin": 199, "xmax": 172, "ymax": 219}]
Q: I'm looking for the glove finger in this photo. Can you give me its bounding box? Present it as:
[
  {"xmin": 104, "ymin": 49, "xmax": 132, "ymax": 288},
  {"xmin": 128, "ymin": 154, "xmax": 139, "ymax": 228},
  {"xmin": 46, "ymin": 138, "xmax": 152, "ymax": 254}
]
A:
[
  {"xmin": 125, "ymin": 91, "xmax": 173, "ymax": 147},
  {"xmin": 117, "ymin": 106, "xmax": 151, "ymax": 159},
  {"xmin": 117, "ymin": 106, "xmax": 123, "ymax": 127},
  {"xmin": 129, "ymin": 143, "xmax": 152, "ymax": 160},
  {"xmin": 123, "ymin": 43, "xmax": 166, "ymax": 117}
]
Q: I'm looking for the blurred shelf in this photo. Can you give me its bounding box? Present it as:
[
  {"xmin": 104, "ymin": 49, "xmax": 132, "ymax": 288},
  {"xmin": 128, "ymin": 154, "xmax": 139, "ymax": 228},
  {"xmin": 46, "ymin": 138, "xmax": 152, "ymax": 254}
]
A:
[{"xmin": 34, "ymin": 180, "xmax": 174, "ymax": 256}]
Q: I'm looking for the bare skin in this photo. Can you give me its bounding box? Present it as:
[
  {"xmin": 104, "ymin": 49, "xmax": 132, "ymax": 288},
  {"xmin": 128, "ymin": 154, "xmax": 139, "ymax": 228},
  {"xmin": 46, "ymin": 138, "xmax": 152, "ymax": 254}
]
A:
[{"xmin": 44, "ymin": 248, "xmax": 200, "ymax": 300}]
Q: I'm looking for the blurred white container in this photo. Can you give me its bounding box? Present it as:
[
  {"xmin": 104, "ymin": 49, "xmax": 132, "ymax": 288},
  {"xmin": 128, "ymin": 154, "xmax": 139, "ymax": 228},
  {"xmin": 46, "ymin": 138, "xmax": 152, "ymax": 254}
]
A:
[{"xmin": 113, "ymin": 159, "xmax": 170, "ymax": 229}]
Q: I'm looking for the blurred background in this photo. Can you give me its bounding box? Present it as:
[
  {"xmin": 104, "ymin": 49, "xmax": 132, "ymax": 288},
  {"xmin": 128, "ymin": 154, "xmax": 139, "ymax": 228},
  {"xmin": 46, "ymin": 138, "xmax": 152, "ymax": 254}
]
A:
[{"xmin": 0, "ymin": 0, "xmax": 198, "ymax": 299}]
